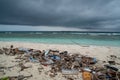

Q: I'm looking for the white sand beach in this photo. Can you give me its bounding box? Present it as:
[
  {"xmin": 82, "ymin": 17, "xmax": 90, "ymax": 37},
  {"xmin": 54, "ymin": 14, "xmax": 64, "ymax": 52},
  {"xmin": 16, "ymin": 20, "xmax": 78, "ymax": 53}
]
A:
[{"xmin": 0, "ymin": 41, "xmax": 120, "ymax": 80}]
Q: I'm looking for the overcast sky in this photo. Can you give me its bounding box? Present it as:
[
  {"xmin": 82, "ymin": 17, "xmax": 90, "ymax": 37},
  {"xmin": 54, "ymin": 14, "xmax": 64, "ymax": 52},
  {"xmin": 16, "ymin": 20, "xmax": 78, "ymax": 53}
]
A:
[{"xmin": 0, "ymin": 0, "xmax": 120, "ymax": 31}]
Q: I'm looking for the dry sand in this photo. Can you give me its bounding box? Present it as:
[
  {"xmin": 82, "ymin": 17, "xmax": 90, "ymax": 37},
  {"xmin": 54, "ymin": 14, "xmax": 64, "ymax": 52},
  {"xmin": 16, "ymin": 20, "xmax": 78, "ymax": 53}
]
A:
[{"xmin": 0, "ymin": 41, "xmax": 120, "ymax": 80}]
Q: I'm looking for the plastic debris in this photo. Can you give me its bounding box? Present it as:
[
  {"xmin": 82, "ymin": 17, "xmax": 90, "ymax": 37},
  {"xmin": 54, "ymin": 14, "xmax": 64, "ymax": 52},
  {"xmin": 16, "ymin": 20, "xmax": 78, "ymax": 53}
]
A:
[
  {"xmin": 62, "ymin": 69, "xmax": 79, "ymax": 75},
  {"xmin": 0, "ymin": 46, "xmax": 120, "ymax": 80},
  {"xmin": 29, "ymin": 56, "xmax": 39, "ymax": 63},
  {"xmin": 83, "ymin": 67, "xmax": 92, "ymax": 72},
  {"xmin": 108, "ymin": 61, "xmax": 116, "ymax": 65},
  {"xmin": 82, "ymin": 71, "xmax": 92, "ymax": 80},
  {"xmin": 104, "ymin": 65, "xmax": 118, "ymax": 71},
  {"xmin": 50, "ymin": 55, "xmax": 61, "ymax": 60}
]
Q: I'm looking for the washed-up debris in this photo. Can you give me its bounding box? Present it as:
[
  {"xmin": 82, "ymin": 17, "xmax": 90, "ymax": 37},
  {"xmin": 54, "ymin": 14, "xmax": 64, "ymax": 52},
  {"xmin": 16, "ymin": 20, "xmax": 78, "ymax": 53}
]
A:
[
  {"xmin": 49, "ymin": 73, "xmax": 56, "ymax": 78},
  {"xmin": 62, "ymin": 69, "xmax": 79, "ymax": 75},
  {"xmin": 82, "ymin": 71, "xmax": 92, "ymax": 80},
  {"xmin": 104, "ymin": 65, "xmax": 118, "ymax": 71},
  {"xmin": 0, "ymin": 69, "xmax": 5, "ymax": 76},
  {"xmin": 0, "ymin": 49, "xmax": 4, "ymax": 54},
  {"xmin": 110, "ymin": 55, "xmax": 117, "ymax": 58},
  {"xmin": 49, "ymin": 55, "xmax": 61, "ymax": 61},
  {"xmin": 0, "ymin": 45, "xmax": 120, "ymax": 80},
  {"xmin": 108, "ymin": 61, "xmax": 116, "ymax": 65},
  {"xmin": 117, "ymin": 72, "xmax": 120, "ymax": 79},
  {"xmin": 29, "ymin": 56, "xmax": 39, "ymax": 63},
  {"xmin": 0, "ymin": 75, "xmax": 32, "ymax": 80},
  {"xmin": 0, "ymin": 67, "xmax": 5, "ymax": 69},
  {"xmin": 38, "ymin": 67, "xmax": 44, "ymax": 74},
  {"xmin": 2, "ymin": 47, "xmax": 9, "ymax": 55},
  {"xmin": 67, "ymin": 77, "xmax": 74, "ymax": 80},
  {"xmin": 0, "ymin": 65, "xmax": 16, "ymax": 72},
  {"xmin": 18, "ymin": 63, "xmax": 31, "ymax": 71},
  {"xmin": 83, "ymin": 67, "xmax": 92, "ymax": 72}
]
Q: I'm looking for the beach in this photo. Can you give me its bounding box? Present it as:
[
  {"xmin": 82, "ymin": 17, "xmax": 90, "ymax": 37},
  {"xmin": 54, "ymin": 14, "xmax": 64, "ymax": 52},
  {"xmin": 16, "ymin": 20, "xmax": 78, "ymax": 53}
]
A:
[
  {"xmin": 1, "ymin": 0, "xmax": 120, "ymax": 79},
  {"xmin": 0, "ymin": 41, "xmax": 120, "ymax": 80}
]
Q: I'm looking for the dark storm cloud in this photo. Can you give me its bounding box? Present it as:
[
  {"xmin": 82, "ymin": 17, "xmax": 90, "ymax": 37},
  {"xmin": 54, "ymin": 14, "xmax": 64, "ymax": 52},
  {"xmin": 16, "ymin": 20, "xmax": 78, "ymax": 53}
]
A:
[{"xmin": 0, "ymin": 0, "xmax": 120, "ymax": 31}]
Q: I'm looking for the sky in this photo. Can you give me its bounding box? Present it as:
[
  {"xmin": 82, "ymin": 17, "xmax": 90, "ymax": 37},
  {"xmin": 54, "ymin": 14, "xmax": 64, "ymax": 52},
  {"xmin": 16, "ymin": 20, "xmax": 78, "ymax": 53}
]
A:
[{"xmin": 0, "ymin": 0, "xmax": 120, "ymax": 31}]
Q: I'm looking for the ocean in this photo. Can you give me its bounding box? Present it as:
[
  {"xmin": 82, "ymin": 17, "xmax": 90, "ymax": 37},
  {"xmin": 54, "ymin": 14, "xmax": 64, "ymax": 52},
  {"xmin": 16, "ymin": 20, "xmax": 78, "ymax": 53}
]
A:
[{"xmin": 0, "ymin": 31, "xmax": 120, "ymax": 47}]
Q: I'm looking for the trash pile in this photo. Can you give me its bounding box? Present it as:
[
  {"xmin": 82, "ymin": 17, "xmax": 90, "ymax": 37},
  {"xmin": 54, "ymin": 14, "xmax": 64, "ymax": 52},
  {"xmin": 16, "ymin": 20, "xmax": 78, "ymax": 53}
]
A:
[{"xmin": 0, "ymin": 45, "xmax": 120, "ymax": 80}]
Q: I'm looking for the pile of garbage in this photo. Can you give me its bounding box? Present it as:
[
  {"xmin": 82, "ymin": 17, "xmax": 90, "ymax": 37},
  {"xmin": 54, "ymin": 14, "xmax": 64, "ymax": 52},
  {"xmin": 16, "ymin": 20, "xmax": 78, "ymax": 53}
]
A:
[{"xmin": 0, "ymin": 45, "xmax": 120, "ymax": 80}]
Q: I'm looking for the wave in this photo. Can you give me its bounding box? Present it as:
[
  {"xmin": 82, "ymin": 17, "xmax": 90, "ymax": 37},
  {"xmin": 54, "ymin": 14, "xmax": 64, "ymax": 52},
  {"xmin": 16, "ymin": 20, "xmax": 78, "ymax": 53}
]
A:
[{"xmin": 0, "ymin": 31, "xmax": 120, "ymax": 35}]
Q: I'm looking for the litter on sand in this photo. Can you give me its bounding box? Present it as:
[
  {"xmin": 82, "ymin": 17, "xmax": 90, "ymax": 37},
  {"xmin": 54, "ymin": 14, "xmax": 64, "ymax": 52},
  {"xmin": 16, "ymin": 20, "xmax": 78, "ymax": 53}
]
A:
[{"xmin": 0, "ymin": 45, "xmax": 120, "ymax": 80}]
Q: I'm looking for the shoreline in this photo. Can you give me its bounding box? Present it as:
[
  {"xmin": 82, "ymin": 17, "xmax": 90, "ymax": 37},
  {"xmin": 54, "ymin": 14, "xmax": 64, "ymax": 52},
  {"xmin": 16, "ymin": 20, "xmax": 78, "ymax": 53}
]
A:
[{"xmin": 0, "ymin": 41, "xmax": 120, "ymax": 48}]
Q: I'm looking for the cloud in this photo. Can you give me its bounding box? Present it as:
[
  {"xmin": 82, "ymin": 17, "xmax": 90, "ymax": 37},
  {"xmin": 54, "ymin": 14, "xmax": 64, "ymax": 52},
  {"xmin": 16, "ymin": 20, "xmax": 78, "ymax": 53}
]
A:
[
  {"xmin": 0, "ymin": 0, "xmax": 120, "ymax": 31},
  {"xmin": 0, "ymin": 25, "xmax": 87, "ymax": 31}
]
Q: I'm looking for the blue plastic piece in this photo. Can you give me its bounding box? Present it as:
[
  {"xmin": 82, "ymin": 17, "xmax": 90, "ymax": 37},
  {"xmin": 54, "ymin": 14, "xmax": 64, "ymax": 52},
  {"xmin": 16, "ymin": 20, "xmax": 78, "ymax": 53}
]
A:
[{"xmin": 50, "ymin": 55, "xmax": 61, "ymax": 60}]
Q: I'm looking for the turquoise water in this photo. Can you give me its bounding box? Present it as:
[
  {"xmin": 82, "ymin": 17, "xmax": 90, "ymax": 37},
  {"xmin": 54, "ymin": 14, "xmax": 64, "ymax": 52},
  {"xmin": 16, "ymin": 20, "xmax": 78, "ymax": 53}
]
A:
[{"xmin": 0, "ymin": 32, "xmax": 120, "ymax": 47}]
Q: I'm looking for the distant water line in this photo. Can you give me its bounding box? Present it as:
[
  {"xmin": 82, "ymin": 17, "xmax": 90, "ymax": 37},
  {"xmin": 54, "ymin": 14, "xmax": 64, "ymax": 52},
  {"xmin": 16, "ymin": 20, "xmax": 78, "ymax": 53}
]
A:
[{"xmin": 0, "ymin": 31, "xmax": 120, "ymax": 47}]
